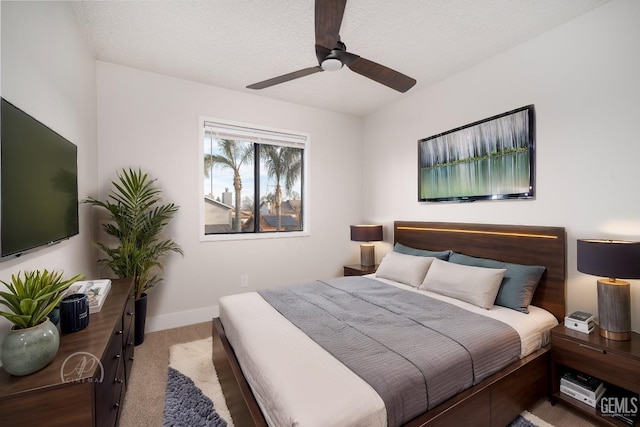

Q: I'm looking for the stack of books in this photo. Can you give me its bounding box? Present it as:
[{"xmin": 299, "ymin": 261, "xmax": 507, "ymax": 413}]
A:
[
  {"xmin": 64, "ymin": 279, "xmax": 112, "ymax": 314},
  {"xmin": 560, "ymin": 371, "xmax": 605, "ymax": 407},
  {"xmin": 564, "ymin": 311, "xmax": 595, "ymax": 334}
]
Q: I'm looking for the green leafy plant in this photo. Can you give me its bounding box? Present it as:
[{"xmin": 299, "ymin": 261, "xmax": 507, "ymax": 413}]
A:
[
  {"xmin": 0, "ymin": 270, "xmax": 83, "ymax": 329},
  {"xmin": 84, "ymin": 167, "xmax": 183, "ymax": 299}
]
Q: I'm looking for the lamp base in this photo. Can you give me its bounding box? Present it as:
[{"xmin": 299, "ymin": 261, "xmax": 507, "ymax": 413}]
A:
[
  {"xmin": 597, "ymin": 279, "xmax": 631, "ymax": 341},
  {"xmin": 360, "ymin": 243, "xmax": 375, "ymax": 267},
  {"xmin": 599, "ymin": 328, "xmax": 630, "ymax": 341}
]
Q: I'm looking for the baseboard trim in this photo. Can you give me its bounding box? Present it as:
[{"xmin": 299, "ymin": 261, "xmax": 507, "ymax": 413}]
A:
[{"xmin": 145, "ymin": 304, "xmax": 219, "ymax": 333}]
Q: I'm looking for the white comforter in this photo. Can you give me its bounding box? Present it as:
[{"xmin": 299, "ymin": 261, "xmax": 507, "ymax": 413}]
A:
[{"xmin": 218, "ymin": 276, "xmax": 558, "ymax": 427}]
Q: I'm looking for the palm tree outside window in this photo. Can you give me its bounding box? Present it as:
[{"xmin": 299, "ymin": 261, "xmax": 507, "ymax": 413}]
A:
[{"xmin": 202, "ymin": 120, "xmax": 306, "ymax": 236}]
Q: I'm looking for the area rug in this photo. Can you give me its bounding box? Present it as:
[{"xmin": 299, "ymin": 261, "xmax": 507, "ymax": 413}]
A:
[
  {"xmin": 163, "ymin": 337, "xmax": 234, "ymax": 427},
  {"xmin": 509, "ymin": 410, "xmax": 555, "ymax": 427}
]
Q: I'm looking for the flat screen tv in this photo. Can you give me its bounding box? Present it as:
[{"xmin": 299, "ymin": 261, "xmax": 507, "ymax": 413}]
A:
[
  {"xmin": 418, "ymin": 105, "xmax": 535, "ymax": 202},
  {"xmin": 1, "ymin": 97, "xmax": 79, "ymax": 258}
]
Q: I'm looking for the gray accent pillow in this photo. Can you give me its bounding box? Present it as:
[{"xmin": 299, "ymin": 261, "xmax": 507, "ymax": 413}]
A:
[
  {"xmin": 393, "ymin": 243, "xmax": 451, "ymax": 260},
  {"xmin": 449, "ymin": 252, "xmax": 546, "ymax": 313}
]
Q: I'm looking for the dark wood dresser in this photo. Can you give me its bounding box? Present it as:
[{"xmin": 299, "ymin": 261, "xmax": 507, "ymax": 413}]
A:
[{"xmin": 0, "ymin": 278, "xmax": 135, "ymax": 427}]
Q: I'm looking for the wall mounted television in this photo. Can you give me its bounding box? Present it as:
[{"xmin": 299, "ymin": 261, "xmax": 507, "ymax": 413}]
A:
[
  {"xmin": 1, "ymin": 97, "xmax": 79, "ymax": 258},
  {"xmin": 418, "ymin": 105, "xmax": 535, "ymax": 202}
]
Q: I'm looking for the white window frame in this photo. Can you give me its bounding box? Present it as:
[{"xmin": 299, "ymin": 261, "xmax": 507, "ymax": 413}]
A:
[{"xmin": 199, "ymin": 116, "xmax": 310, "ymax": 241}]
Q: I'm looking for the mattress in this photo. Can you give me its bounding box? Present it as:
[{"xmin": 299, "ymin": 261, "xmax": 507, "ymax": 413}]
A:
[{"xmin": 218, "ymin": 276, "xmax": 558, "ymax": 427}]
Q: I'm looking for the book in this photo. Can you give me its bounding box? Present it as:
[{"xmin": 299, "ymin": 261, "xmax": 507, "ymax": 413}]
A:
[
  {"xmin": 66, "ymin": 279, "xmax": 112, "ymax": 314},
  {"xmin": 560, "ymin": 383, "xmax": 605, "ymax": 407},
  {"xmin": 562, "ymin": 371, "xmax": 603, "ymax": 393},
  {"xmin": 567, "ymin": 311, "xmax": 595, "ymax": 322},
  {"xmin": 561, "ymin": 376, "xmax": 604, "ymax": 400}
]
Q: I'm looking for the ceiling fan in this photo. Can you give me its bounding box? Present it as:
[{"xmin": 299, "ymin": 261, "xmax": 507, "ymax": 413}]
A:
[{"xmin": 246, "ymin": 0, "xmax": 416, "ymax": 93}]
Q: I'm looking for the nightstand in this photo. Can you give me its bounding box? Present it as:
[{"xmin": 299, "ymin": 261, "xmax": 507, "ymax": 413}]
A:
[
  {"xmin": 343, "ymin": 264, "xmax": 379, "ymax": 276},
  {"xmin": 550, "ymin": 324, "xmax": 640, "ymax": 426}
]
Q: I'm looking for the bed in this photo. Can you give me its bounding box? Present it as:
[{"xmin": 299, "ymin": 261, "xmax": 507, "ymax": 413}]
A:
[{"xmin": 212, "ymin": 221, "xmax": 567, "ymax": 427}]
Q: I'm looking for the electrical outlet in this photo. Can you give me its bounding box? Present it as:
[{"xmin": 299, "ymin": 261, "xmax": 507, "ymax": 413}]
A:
[{"xmin": 240, "ymin": 274, "xmax": 249, "ymax": 288}]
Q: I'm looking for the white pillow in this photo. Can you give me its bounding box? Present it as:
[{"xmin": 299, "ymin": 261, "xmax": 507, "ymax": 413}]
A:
[
  {"xmin": 375, "ymin": 251, "xmax": 435, "ymax": 288},
  {"xmin": 420, "ymin": 258, "xmax": 506, "ymax": 309}
]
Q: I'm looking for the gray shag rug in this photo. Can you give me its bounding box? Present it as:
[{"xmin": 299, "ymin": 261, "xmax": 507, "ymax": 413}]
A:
[
  {"xmin": 162, "ymin": 337, "xmax": 233, "ymax": 427},
  {"xmin": 509, "ymin": 414, "xmax": 537, "ymax": 427},
  {"xmin": 508, "ymin": 410, "xmax": 555, "ymax": 427},
  {"xmin": 163, "ymin": 367, "xmax": 227, "ymax": 427}
]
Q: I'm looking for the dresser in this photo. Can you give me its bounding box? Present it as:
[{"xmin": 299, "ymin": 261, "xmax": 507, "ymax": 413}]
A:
[{"xmin": 0, "ymin": 278, "xmax": 135, "ymax": 427}]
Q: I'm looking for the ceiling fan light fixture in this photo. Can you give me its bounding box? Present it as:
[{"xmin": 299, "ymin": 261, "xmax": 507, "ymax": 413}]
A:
[{"xmin": 321, "ymin": 57, "xmax": 343, "ymax": 72}]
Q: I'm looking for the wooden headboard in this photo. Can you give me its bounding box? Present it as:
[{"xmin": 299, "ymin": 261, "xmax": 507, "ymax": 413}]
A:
[{"xmin": 394, "ymin": 221, "xmax": 567, "ymax": 322}]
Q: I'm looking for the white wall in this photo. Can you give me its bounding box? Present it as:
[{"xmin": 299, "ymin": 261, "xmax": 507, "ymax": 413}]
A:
[
  {"xmin": 363, "ymin": 0, "xmax": 640, "ymax": 331},
  {"xmin": 4, "ymin": 0, "xmax": 636, "ymax": 338},
  {"xmin": 96, "ymin": 62, "xmax": 363, "ymax": 331},
  {"xmin": 0, "ymin": 3, "xmax": 98, "ymax": 340}
]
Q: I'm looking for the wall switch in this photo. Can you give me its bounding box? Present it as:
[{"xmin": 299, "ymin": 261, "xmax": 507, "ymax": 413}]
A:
[{"xmin": 240, "ymin": 275, "xmax": 249, "ymax": 288}]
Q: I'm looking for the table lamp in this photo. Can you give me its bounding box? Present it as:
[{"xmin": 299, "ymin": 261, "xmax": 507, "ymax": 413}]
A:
[
  {"xmin": 350, "ymin": 225, "xmax": 383, "ymax": 267},
  {"xmin": 577, "ymin": 239, "xmax": 640, "ymax": 341}
]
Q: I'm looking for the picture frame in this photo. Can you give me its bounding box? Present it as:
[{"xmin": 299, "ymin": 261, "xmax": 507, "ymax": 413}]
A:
[{"xmin": 418, "ymin": 105, "xmax": 535, "ymax": 202}]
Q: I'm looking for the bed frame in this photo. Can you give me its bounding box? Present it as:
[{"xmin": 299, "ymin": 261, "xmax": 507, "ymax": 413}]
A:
[{"xmin": 212, "ymin": 221, "xmax": 566, "ymax": 427}]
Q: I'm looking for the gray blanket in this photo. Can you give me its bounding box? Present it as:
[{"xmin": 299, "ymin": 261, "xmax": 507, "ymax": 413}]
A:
[{"xmin": 258, "ymin": 276, "xmax": 521, "ymax": 427}]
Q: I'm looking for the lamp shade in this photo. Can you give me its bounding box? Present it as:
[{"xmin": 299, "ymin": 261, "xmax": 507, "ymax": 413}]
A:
[
  {"xmin": 350, "ymin": 225, "xmax": 383, "ymax": 242},
  {"xmin": 577, "ymin": 239, "xmax": 640, "ymax": 279}
]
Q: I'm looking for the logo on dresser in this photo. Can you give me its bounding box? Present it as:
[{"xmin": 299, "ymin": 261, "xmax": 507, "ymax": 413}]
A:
[{"xmin": 60, "ymin": 351, "xmax": 105, "ymax": 384}]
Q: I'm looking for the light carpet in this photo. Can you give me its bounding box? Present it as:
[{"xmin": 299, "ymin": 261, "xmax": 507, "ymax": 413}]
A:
[
  {"xmin": 164, "ymin": 337, "xmax": 553, "ymax": 427},
  {"xmin": 163, "ymin": 337, "xmax": 234, "ymax": 427}
]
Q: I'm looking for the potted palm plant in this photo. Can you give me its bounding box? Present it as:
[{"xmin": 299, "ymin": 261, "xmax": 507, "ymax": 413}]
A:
[
  {"xmin": 0, "ymin": 270, "xmax": 83, "ymax": 376},
  {"xmin": 84, "ymin": 168, "xmax": 182, "ymax": 345}
]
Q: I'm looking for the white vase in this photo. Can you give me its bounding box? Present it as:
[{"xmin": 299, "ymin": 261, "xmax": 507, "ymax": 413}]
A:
[{"xmin": 1, "ymin": 318, "xmax": 60, "ymax": 376}]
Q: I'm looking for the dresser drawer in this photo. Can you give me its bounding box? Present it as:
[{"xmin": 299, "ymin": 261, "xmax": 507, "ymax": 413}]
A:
[
  {"xmin": 552, "ymin": 334, "xmax": 640, "ymax": 393},
  {"xmin": 123, "ymin": 295, "xmax": 135, "ymax": 339}
]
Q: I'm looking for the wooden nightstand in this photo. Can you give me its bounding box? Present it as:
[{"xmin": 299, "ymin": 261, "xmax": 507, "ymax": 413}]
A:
[
  {"xmin": 343, "ymin": 264, "xmax": 379, "ymax": 276},
  {"xmin": 550, "ymin": 324, "xmax": 640, "ymax": 426}
]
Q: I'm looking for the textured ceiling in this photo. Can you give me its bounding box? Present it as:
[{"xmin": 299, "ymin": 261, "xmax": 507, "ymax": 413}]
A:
[{"xmin": 71, "ymin": 0, "xmax": 608, "ymax": 117}]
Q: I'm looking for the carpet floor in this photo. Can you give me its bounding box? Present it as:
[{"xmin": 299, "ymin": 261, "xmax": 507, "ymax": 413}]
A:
[{"xmin": 119, "ymin": 321, "xmax": 599, "ymax": 427}]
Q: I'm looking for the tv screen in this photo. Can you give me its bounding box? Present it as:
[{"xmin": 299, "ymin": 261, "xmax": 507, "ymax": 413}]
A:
[
  {"xmin": 418, "ymin": 105, "xmax": 535, "ymax": 202},
  {"xmin": 1, "ymin": 98, "xmax": 79, "ymax": 258}
]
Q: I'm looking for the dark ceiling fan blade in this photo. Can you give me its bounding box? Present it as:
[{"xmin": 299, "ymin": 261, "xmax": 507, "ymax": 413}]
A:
[
  {"xmin": 347, "ymin": 57, "xmax": 416, "ymax": 93},
  {"xmin": 315, "ymin": 44, "xmax": 332, "ymax": 66},
  {"xmin": 315, "ymin": 0, "xmax": 347, "ymax": 49},
  {"xmin": 246, "ymin": 66, "xmax": 323, "ymax": 90}
]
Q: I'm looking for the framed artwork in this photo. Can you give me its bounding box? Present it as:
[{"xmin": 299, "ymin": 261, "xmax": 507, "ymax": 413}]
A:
[{"xmin": 418, "ymin": 105, "xmax": 535, "ymax": 202}]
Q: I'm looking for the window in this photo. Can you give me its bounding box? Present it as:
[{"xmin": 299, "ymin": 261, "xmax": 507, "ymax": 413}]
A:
[{"xmin": 201, "ymin": 119, "xmax": 308, "ymax": 238}]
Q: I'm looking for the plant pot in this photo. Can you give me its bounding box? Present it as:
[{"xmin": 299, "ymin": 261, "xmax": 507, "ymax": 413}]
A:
[
  {"xmin": 134, "ymin": 293, "xmax": 147, "ymax": 346},
  {"xmin": 0, "ymin": 318, "xmax": 60, "ymax": 376}
]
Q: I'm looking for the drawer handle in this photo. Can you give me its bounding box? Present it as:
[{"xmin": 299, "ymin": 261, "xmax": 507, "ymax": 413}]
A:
[
  {"xmin": 129, "ymin": 356, "xmax": 135, "ymax": 361},
  {"xmin": 114, "ymin": 354, "xmax": 121, "ymax": 359},
  {"xmin": 113, "ymin": 403, "xmax": 120, "ymax": 410},
  {"xmin": 578, "ymin": 343, "xmax": 605, "ymax": 354},
  {"xmin": 115, "ymin": 378, "xmax": 123, "ymax": 384},
  {"xmin": 127, "ymin": 311, "xmax": 134, "ymax": 316},
  {"xmin": 116, "ymin": 330, "xmax": 123, "ymax": 335}
]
